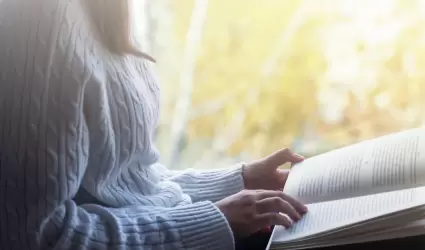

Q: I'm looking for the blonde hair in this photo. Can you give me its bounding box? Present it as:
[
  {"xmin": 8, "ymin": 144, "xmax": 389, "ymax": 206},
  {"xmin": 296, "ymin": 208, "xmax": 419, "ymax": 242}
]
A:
[{"xmin": 84, "ymin": 0, "xmax": 155, "ymax": 62}]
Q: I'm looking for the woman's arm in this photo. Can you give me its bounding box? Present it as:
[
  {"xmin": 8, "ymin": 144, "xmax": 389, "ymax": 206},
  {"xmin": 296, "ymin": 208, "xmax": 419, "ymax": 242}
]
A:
[
  {"xmin": 0, "ymin": 83, "xmax": 234, "ymax": 250},
  {"xmin": 156, "ymin": 164, "xmax": 245, "ymax": 202},
  {"xmin": 40, "ymin": 202, "xmax": 233, "ymax": 250}
]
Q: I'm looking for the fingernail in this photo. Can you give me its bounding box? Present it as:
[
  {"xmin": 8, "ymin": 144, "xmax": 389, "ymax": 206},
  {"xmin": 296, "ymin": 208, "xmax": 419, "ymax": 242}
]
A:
[
  {"xmin": 261, "ymin": 226, "xmax": 272, "ymax": 233},
  {"xmin": 293, "ymin": 152, "xmax": 304, "ymax": 158},
  {"xmin": 302, "ymin": 206, "xmax": 308, "ymax": 213}
]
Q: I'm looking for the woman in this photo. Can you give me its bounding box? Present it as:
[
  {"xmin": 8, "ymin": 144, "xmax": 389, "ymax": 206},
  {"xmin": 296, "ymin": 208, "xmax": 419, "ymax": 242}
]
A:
[{"xmin": 0, "ymin": 0, "xmax": 308, "ymax": 249}]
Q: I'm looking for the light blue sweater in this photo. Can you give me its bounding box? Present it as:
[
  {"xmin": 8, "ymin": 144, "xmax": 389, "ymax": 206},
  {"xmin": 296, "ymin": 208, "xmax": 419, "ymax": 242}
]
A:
[{"xmin": 0, "ymin": 0, "xmax": 244, "ymax": 249}]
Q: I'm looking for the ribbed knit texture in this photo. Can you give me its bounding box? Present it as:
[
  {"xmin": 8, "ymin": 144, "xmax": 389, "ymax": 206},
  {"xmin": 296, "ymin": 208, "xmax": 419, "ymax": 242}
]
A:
[{"xmin": 0, "ymin": 0, "xmax": 244, "ymax": 249}]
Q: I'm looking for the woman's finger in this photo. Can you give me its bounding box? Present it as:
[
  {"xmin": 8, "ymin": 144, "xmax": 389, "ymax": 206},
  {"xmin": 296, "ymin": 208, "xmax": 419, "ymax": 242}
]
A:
[
  {"xmin": 276, "ymin": 169, "xmax": 290, "ymax": 187},
  {"xmin": 254, "ymin": 190, "xmax": 283, "ymax": 200},
  {"xmin": 254, "ymin": 212, "xmax": 293, "ymax": 229},
  {"xmin": 263, "ymin": 148, "xmax": 305, "ymax": 169},
  {"xmin": 253, "ymin": 190, "xmax": 308, "ymax": 215},
  {"xmin": 256, "ymin": 197, "xmax": 301, "ymax": 221},
  {"xmin": 278, "ymin": 192, "xmax": 308, "ymax": 214}
]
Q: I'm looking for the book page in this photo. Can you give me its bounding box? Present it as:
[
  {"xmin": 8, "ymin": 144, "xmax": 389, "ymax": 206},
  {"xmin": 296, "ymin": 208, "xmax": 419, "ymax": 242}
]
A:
[
  {"xmin": 270, "ymin": 210, "xmax": 425, "ymax": 250},
  {"xmin": 272, "ymin": 186, "xmax": 425, "ymax": 244},
  {"xmin": 284, "ymin": 128, "xmax": 425, "ymax": 204},
  {"xmin": 271, "ymin": 217, "xmax": 425, "ymax": 250}
]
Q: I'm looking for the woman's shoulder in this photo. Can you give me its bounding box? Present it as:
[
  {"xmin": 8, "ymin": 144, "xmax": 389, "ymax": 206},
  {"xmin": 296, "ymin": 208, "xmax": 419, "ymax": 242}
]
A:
[
  {"xmin": 1, "ymin": 0, "xmax": 102, "ymax": 72},
  {"xmin": 0, "ymin": 0, "xmax": 84, "ymax": 29},
  {"xmin": 0, "ymin": 0, "xmax": 107, "ymax": 105},
  {"xmin": 0, "ymin": 1, "xmax": 84, "ymax": 55},
  {"xmin": 0, "ymin": 0, "xmax": 96, "ymax": 50}
]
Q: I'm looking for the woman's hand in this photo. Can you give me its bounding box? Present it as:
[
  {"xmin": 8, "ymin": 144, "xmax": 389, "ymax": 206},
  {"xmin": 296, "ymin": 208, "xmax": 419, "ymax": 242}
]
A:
[
  {"xmin": 243, "ymin": 148, "xmax": 304, "ymax": 191},
  {"xmin": 215, "ymin": 189, "xmax": 308, "ymax": 238}
]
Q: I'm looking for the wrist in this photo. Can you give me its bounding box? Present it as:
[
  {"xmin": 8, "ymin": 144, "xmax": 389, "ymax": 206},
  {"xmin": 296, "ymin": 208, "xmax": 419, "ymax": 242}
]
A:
[
  {"xmin": 242, "ymin": 162, "xmax": 255, "ymax": 189},
  {"xmin": 242, "ymin": 163, "xmax": 247, "ymax": 188}
]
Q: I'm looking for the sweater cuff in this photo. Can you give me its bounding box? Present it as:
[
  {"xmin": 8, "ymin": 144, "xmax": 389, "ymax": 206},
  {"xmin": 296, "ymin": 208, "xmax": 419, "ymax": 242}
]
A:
[
  {"xmin": 170, "ymin": 164, "xmax": 245, "ymax": 202},
  {"xmin": 169, "ymin": 201, "xmax": 234, "ymax": 250}
]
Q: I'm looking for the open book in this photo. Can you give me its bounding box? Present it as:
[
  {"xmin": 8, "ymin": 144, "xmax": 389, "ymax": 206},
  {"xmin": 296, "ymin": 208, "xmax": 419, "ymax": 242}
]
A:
[{"xmin": 268, "ymin": 127, "xmax": 425, "ymax": 249}]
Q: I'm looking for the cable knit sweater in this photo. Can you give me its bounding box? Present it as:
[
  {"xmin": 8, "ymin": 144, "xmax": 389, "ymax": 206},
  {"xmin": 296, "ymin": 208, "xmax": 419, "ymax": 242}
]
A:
[{"xmin": 0, "ymin": 0, "xmax": 245, "ymax": 249}]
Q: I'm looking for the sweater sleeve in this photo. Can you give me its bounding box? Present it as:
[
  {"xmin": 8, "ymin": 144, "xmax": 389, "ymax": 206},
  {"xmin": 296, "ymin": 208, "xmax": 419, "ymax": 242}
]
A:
[
  {"xmin": 43, "ymin": 202, "xmax": 234, "ymax": 250},
  {"xmin": 157, "ymin": 164, "xmax": 245, "ymax": 203}
]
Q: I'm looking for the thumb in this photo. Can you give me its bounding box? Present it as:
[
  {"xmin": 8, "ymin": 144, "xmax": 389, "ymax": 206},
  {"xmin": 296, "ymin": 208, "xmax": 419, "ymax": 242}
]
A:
[{"xmin": 263, "ymin": 148, "xmax": 304, "ymax": 169}]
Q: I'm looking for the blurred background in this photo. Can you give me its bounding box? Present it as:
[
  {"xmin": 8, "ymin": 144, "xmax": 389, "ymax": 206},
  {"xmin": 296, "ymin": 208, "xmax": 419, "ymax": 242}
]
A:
[{"xmin": 133, "ymin": 0, "xmax": 425, "ymax": 170}]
